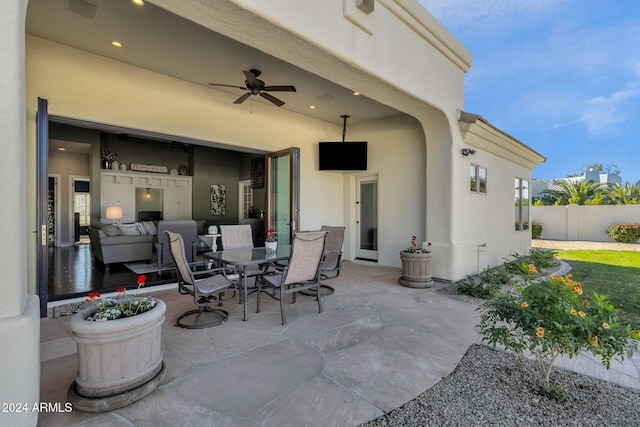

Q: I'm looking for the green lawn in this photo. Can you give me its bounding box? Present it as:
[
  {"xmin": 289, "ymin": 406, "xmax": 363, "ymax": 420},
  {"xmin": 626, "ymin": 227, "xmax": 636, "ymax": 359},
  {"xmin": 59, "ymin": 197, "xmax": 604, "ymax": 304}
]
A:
[{"xmin": 555, "ymin": 250, "xmax": 640, "ymax": 328}]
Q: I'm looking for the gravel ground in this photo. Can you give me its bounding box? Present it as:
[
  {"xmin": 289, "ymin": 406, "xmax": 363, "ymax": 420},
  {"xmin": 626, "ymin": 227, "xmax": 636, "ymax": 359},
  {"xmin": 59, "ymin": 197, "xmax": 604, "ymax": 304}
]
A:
[{"xmin": 360, "ymin": 344, "xmax": 640, "ymax": 427}]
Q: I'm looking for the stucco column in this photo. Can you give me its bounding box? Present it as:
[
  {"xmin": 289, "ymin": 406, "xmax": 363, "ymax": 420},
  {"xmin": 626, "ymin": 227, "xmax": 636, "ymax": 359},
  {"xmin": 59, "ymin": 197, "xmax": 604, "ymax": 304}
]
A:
[{"xmin": 0, "ymin": 1, "xmax": 42, "ymax": 426}]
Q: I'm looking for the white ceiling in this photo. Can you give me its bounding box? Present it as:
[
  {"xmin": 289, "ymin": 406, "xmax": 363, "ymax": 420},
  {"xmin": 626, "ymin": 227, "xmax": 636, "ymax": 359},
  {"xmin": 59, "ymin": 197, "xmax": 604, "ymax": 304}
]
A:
[{"xmin": 26, "ymin": 0, "xmax": 401, "ymax": 137}]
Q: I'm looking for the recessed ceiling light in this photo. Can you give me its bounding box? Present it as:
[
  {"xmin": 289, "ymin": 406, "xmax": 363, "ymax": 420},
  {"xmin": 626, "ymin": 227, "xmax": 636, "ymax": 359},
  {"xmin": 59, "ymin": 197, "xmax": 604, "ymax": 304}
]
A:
[
  {"xmin": 353, "ymin": 92, "xmax": 360, "ymax": 96},
  {"xmin": 131, "ymin": 0, "xmax": 144, "ymax": 6},
  {"xmin": 309, "ymin": 105, "xmax": 316, "ymax": 109},
  {"xmin": 58, "ymin": 147, "xmax": 66, "ymax": 151},
  {"xmin": 111, "ymin": 41, "xmax": 122, "ymax": 48}
]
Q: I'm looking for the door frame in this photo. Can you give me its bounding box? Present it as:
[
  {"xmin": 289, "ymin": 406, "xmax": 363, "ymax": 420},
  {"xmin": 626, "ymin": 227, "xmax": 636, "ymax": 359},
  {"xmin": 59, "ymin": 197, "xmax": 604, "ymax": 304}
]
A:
[
  {"xmin": 37, "ymin": 97, "xmax": 49, "ymax": 317},
  {"xmin": 355, "ymin": 173, "xmax": 379, "ymax": 261},
  {"xmin": 238, "ymin": 179, "xmax": 252, "ymax": 221},
  {"xmin": 70, "ymin": 175, "xmax": 91, "ymax": 245},
  {"xmin": 265, "ymin": 147, "xmax": 300, "ymax": 244}
]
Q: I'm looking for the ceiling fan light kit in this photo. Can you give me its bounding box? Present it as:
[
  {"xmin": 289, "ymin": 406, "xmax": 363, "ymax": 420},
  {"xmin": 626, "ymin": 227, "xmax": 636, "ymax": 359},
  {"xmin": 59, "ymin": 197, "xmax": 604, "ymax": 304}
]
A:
[{"xmin": 209, "ymin": 69, "xmax": 296, "ymax": 107}]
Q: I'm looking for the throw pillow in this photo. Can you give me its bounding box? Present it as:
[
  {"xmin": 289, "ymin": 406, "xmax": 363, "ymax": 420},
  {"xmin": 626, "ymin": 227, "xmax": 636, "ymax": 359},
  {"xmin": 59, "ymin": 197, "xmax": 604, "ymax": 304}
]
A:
[
  {"xmin": 118, "ymin": 223, "xmax": 141, "ymax": 236},
  {"xmin": 135, "ymin": 222, "xmax": 148, "ymax": 235},
  {"xmin": 102, "ymin": 224, "xmax": 121, "ymax": 236},
  {"xmin": 143, "ymin": 221, "xmax": 157, "ymax": 235}
]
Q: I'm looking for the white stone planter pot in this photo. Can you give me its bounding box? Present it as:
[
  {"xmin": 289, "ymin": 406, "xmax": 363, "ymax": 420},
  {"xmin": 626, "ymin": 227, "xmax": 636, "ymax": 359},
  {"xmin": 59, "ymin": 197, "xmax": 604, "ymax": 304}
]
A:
[
  {"xmin": 68, "ymin": 298, "xmax": 166, "ymax": 412},
  {"xmin": 399, "ymin": 251, "xmax": 434, "ymax": 288}
]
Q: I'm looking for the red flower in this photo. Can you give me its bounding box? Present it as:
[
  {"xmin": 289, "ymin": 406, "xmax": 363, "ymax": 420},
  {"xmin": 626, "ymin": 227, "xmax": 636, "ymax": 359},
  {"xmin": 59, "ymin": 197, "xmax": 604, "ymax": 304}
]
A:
[
  {"xmin": 86, "ymin": 291, "xmax": 101, "ymax": 302},
  {"xmin": 137, "ymin": 275, "xmax": 147, "ymax": 286}
]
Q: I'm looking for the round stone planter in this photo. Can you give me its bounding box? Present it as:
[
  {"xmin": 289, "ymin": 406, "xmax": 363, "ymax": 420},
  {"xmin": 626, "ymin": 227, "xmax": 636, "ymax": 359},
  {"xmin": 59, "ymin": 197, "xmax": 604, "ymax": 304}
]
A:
[
  {"xmin": 399, "ymin": 251, "xmax": 434, "ymax": 288},
  {"xmin": 68, "ymin": 298, "xmax": 166, "ymax": 412}
]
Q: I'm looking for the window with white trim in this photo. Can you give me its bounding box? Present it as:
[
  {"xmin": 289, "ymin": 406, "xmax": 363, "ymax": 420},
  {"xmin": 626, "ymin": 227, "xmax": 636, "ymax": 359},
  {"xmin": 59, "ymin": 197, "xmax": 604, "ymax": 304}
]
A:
[
  {"xmin": 470, "ymin": 164, "xmax": 487, "ymax": 194},
  {"xmin": 515, "ymin": 177, "xmax": 529, "ymax": 231}
]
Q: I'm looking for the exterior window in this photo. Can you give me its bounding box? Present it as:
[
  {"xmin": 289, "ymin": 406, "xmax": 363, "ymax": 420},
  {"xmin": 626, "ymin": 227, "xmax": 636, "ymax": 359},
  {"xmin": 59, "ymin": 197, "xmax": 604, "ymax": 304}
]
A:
[
  {"xmin": 470, "ymin": 165, "xmax": 487, "ymax": 194},
  {"xmin": 515, "ymin": 178, "xmax": 530, "ymax": 231}
]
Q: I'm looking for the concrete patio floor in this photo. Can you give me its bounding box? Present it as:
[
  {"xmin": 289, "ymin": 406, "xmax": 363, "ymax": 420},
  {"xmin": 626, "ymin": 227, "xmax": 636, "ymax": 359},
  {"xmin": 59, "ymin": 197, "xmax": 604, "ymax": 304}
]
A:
[{"xmin": 39, "ymin": 261, "xmax": 640, "ymax": 426}]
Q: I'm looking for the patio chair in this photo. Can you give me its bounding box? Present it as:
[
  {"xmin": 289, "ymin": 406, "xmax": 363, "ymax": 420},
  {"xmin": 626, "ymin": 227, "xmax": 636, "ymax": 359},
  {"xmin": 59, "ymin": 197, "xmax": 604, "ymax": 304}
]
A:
[
  {"xmin": 220, "ymin": 224, "xmax": 254, "ymax": 250},
  {"xmin": 219, "ymin": 224, "xmax": 269, "ymax": 278},
  {"xmin": 155, "ymin": 220, "xmax": 198, "ymax": 275},
  {"xmin": 256, "ymin": 231, "xmax": 327, "ymax": 325},
  {"xmin": 166, "ymin": 231, "xmax": 239, "ymax": 329},
  {"xmin": 319, "ymin": 225, "xmax": 346, "ymax": 279}
]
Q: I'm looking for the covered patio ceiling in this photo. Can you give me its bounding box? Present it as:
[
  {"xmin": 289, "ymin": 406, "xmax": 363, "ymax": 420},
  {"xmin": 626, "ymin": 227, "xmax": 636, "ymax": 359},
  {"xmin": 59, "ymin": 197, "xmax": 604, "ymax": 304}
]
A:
[{"xmin": 26, "ymin": 0, "xmax": 402, "ymax": 127}]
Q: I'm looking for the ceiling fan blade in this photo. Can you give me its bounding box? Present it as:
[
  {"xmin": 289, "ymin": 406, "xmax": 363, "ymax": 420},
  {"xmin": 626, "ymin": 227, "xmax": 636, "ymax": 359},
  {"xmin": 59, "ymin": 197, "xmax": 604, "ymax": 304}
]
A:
[
  {"xmin": 243, "ymin": 70, "xmax": 259, "ymax": 87},
  {"xmin": 263, "ymin": 85, "xmax": 296, "ymax": 92},
  {"xmin": 234, "ymin": 93, "xmax": 252, "ymax": 104},
  {"xmin": 208, "ymin": 83, "xmax": 247, "ymax": 90},
  {"xmin": 260, "ymin": 92, "xmax": 285, "ymax": 107}
]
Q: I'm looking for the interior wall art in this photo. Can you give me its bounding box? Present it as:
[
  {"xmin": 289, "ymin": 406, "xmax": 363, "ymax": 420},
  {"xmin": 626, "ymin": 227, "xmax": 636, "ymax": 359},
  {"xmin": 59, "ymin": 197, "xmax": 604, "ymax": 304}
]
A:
[{"xmin": 210, "ymin": 184, "xmax": 226, "ymax": 215}]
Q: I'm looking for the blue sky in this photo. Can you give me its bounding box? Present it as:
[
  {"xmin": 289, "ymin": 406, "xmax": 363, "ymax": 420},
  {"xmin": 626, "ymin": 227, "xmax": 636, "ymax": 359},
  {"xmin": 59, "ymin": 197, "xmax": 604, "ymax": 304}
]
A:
[{"xmin": 420, "ymin": 0, "xmax": 640, "ymax": 183}]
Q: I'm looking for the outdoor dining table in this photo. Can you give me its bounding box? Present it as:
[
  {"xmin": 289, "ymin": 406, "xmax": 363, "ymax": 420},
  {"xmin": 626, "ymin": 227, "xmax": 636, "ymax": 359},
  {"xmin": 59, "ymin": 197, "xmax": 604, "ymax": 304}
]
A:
[{"xmin": 204, "ymin": 245, "xmax": 291, "ymax": 321}]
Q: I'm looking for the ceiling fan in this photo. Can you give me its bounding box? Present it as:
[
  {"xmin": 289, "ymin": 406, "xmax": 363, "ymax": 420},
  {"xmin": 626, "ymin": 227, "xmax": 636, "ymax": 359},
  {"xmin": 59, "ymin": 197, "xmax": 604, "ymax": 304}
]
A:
[{"xmin": 208, "ymin": 69, "xmax": 296, "ymax": 107}]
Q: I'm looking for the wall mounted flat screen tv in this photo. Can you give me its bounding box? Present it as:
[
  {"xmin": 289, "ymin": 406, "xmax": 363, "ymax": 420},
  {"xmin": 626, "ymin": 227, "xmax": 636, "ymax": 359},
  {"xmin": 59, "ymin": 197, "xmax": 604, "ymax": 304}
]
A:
[{"xmin": 319, "ymin": 141, "xmax": 367, "ymax": 171}]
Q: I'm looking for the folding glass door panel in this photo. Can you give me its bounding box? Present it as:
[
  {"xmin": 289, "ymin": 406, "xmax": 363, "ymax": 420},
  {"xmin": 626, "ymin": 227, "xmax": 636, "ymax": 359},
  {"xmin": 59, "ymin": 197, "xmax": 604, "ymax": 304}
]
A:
[
  {"xmin": 37, "ymin": 97, "xmax": 49, "ymax": 317},
  {"xmin": 266, "ymin": 148, "xmax": 300, "ymax": 246}
]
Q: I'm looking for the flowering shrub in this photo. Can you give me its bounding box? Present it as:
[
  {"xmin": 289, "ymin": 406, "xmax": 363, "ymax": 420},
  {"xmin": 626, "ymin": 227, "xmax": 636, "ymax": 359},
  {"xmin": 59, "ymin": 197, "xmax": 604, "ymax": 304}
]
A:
[
  {"xmin": 606, "ymin": 222, "xmax": 640, "ymax": 243},
  {"xmin": 479, "ymin": 273, "xmax": 639, "ymax": 400},
  {"xmin": 265, "ymin": 227, "xmax": 277, "ymax": 242},
  {"xmin": 403, "ymin": 235, "xmax": 431, "ymax": 253},
  {"xmin": 85, "ymin": 275, "xmax": 157, "ymax": 321}
]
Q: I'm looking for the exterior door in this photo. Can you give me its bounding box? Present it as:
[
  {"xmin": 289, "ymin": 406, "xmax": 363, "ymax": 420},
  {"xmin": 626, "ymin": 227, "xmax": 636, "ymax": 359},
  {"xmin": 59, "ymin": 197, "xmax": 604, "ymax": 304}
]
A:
[
  {"xmin": 356, "ymin": 175, "xmax": 378, "ymax": 261},
  {"xmin": 37, "ymin": 97, "xmax": 49, "ymax": 317},
  {"xmin": 266, "ymin": 148, "xmax": 300, "ymax": 246}
]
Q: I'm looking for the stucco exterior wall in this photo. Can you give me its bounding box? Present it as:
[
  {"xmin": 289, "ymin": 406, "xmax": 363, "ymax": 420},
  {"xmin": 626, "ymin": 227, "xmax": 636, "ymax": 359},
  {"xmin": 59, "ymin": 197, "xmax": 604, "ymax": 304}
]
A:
[
  {"xmin": 0, "ymin": 1, "xmax": 41, "ymax": 426},
  {"xmin": 532, "ymin": 205, "xmax": 640, "ymax": 242},
  {"xmin": 451, "ymin": 148, "xmax": 533, "ymax": 278}
]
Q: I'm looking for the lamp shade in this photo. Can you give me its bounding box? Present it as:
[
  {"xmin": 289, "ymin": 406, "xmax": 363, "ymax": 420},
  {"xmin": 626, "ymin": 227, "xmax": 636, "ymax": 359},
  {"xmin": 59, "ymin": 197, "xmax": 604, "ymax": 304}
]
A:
[{"xmin": 105, "ymin": 206, "xmax": 124, "ymax": 220}]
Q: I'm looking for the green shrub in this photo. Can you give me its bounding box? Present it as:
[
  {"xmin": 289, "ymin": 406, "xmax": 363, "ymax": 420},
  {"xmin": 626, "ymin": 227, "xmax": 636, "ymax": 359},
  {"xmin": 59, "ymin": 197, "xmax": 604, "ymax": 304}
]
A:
[
  {"xmin": 527, "ymin": 248, "xmax": 558, "ymax": 268},
  {"xmin": 532, "ymin": 221, "xmax": 543, "ymax": 239},
  {"xmin": 606, "ymin": 223, "xmax": 640, "ymax": 243},
  {"xmin": 457, "ymin": 267, "xmax": 510, "ymax": 299},
  {"xmin": 479, "ymin": 274, "xmax": 640, "ymax": 400}
]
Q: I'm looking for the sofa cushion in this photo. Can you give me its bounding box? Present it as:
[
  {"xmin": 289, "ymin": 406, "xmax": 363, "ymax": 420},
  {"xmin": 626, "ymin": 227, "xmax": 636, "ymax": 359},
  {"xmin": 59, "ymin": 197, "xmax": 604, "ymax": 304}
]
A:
[
  {"xmin": 119, "ymin": 223, "xmax": 141, "ymax": 236},
  {"xmin": 102, "ymin": 224, "xmax": 121, "ymax": 236},
  {"xmin": 100, "ymin": 234, "xmax": 154, "ymax": 246}
]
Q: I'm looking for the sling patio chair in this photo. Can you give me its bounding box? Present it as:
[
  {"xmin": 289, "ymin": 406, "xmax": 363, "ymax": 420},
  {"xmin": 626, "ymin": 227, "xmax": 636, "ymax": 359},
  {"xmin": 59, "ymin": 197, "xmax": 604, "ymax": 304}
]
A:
[
  {"xmin": 319, "ymin": 225, "xmax": 346, "ymax": 279},
  {"xmin": 219, "ymin": 224, "xmax": 273, "ymax": 279},
  {"xmin": 166, "ymin": 230, "xmax": 240, "ymax": 329},
  {"xmin": 255, "ymin": 231, "xmax": 327, "ymax": 325},
  {"xmin": 301, "ymin": 225, "xmax": 345, "ymax": 297}
]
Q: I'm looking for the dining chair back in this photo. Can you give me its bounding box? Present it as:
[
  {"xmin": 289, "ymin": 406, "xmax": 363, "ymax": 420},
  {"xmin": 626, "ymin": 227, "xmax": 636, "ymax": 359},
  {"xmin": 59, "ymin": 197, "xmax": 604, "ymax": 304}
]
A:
[{"xmin": 220, "ymin": 224, "xmax": 254, "ymax": 250}]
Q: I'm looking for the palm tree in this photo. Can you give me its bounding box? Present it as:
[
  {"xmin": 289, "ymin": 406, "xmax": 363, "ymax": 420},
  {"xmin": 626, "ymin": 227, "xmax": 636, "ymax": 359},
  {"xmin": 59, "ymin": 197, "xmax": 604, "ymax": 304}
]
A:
[
  {"xmin": 602, "ymin": 181, "xmax": 640, "ymax": 205},
  {"xmin": 542, "ymin": 179, "xmax": 606, "ymax": 205}
]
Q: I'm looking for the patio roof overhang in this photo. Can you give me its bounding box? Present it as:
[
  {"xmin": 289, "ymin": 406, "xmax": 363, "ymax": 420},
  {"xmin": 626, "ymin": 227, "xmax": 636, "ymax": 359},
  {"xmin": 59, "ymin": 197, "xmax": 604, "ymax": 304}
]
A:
[{"xmin": 458, "ymin": 111, "xmax": 546, "ymax": 170}]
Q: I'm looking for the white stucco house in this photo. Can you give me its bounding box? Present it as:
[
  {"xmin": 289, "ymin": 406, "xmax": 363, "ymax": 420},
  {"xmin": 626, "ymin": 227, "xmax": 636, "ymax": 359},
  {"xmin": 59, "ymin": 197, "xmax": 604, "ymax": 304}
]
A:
[{"xmin": 1, "ymin": 0, "xmax": 544, "ymax": 424}]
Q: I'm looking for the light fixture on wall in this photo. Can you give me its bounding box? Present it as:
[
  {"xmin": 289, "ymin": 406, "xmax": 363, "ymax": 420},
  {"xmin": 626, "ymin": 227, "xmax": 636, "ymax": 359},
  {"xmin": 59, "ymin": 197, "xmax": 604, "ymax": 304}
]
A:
[
  {"xmin": 461, "ymin": 148, "xmax": 476, "ymax": 156},
  {"xmin": 105, "ymin": 206, "xmax": 123, "ymax": 224},
  {"xmin": 146, "ymin": 188, "xmax": 151, "ymax": 199}
]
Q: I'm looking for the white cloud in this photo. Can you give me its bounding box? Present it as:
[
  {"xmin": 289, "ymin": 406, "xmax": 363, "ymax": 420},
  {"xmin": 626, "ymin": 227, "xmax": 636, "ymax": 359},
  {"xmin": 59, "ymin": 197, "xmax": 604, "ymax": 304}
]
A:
[{"xmin": 580, "ymin": 84, "xmax": 639, "ymax": 135}]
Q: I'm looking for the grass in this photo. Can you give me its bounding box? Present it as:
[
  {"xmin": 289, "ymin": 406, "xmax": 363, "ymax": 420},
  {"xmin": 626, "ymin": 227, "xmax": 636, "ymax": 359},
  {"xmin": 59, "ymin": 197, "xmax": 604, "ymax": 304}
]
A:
[{"xmin": 555, "ymin": 250, "xmax": 640, "ymax": 328}]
